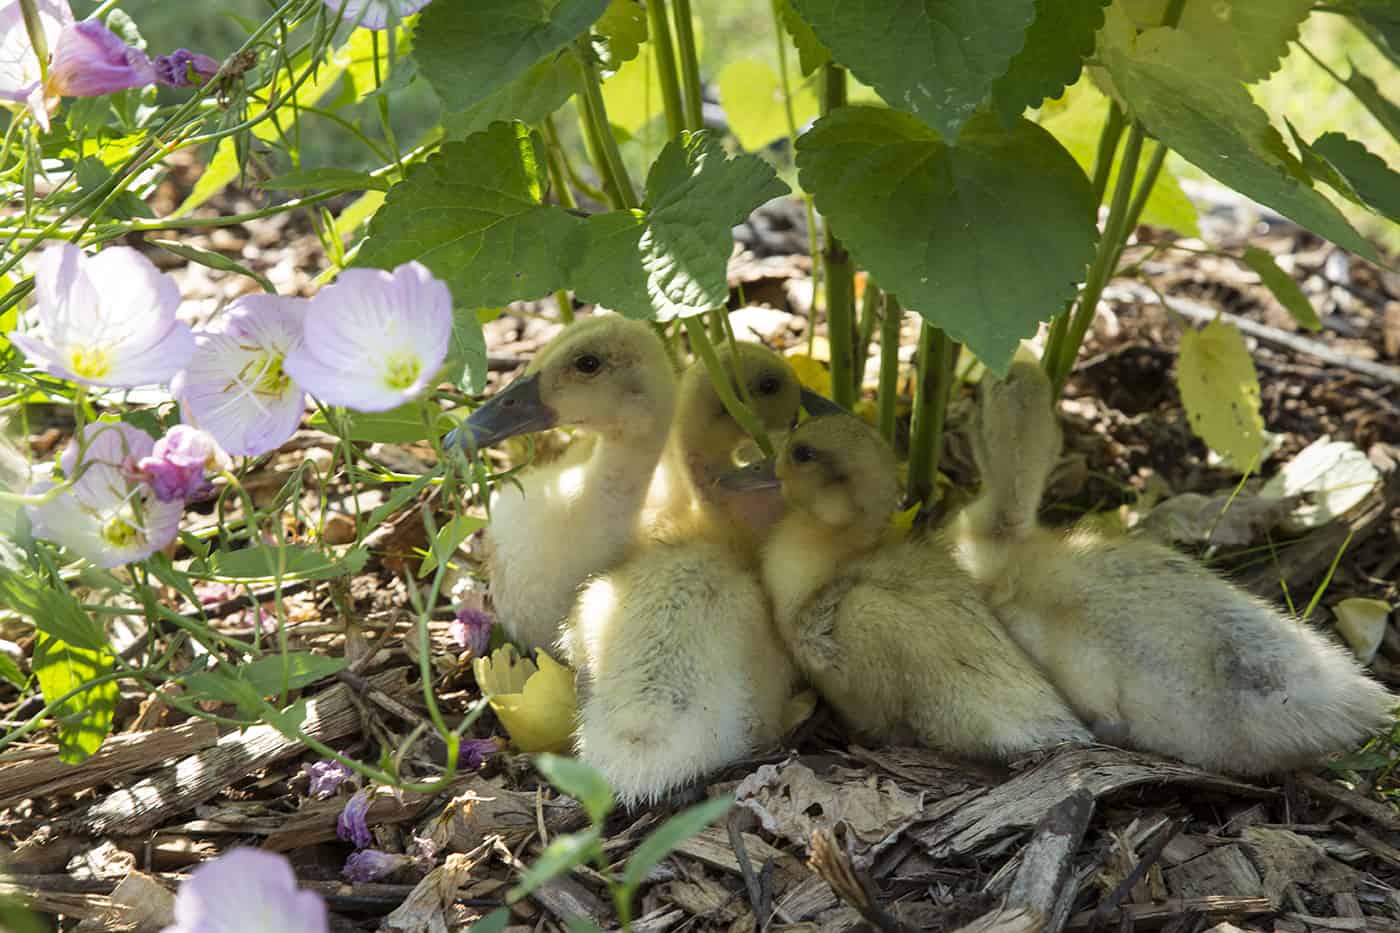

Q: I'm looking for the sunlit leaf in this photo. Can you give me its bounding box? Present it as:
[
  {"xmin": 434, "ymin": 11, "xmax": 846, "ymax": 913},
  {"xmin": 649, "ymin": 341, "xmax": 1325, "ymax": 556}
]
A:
[
  {"xmin": 534, "ymin": 754, "xmax": 615, "ymax": 822},
  {"xmin": 1175, "ymin": 318, "xmax": 1265, "ymax": 470},
  {"xmin": 1240, "ymin": 247, "xmax": 1320, "ymax": 332},
  {"xmin": 621, "ymin": 796, "xmax": 733, "ymax": 891},
  {"xmin": 32, "ymin": 634, "xmax": 116, "ymax": 763},
  {"xmin": 189, "ymin": 545, "xmax": 369, "ymax": 584},
  {"xmin": 596, "ymin": 0, "xmax": 647, "ymax": 65},
  {"xmin": 509, "ymin": 827, "xmax": 602, "ymax": 900},
  {"xmin": 717, "ymin": 58, "xmax": 818, "ymax": 151},
  {"xmin": 1119, "ymin": 0, "xmax": 1312, "ymax": 81},
  {"xmin": 1261, "ymin": 437, "xmax": 1381, "ymax": 531}
]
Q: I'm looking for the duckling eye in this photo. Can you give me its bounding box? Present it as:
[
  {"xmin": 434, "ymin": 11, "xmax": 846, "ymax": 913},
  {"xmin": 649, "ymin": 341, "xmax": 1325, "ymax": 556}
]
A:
[
  {"xmin": 756, "ymin": 374, "xmax": 781, "ymax": 396},
  {"xmin": 791, "ymin": 443, "xmax": 816, "ymax": 464},
  {"xmin": 574, "ymin": 354, "xmax": 602, "ymax": 375}
]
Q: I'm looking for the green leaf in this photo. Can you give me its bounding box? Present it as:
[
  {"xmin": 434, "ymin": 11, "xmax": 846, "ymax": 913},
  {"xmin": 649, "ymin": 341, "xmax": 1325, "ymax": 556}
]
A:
[
  {"xmin": 533, "ymin": 754, "xmax": 615, "ymax": 823},
  {"xmin": 358, "ymin": 122, "xmax": 582, "ymax": 308},
  {"xmin": 260, "ymin": 168, "xmax": 389, "ymax": 192},
  {"xmin": 776, "ymin": 0, "xmax": 830, "ymax": 76},
  {"xmin": 573, "ymin": 132, "xmax": 789, "ymax": 320},
  {"xmin": 420, "ymin": 514, "xmax": 487, "ymax": 577},
  {"xmin": 189, "ymin": 545, "xmax": 369, "ymax": 583},
  {"xmin": 150, "ymin": 239, "xmax": 276, "ymax": 294},
  {"xmin": 718, "ymin": 58, "xmax": 819, "ymax": 151},
  {"xmin": 1120, "ymin": 0, "xmax": 1313, "ymax": 82},
  {"xmin": 182, "ymin": 669, "xmax": 268, "ymax": 719},
  {"xmin": 32, "ymin": 634, "xmax": 116, "ymax": 763},
  {"xmin": 621, "ymin": 795, "xmax": 733, "ymax": 891},
  {"xmin": 1176, "ymin": 318, "xmax": 1265, "ymax": 470},
  {"xmin": 445, "ymin": 306, "xmax": 490, "ymax": 395},
  {"xmin": 1104, "ymin": 27, "xmax": 1377, "ymax": 261},
  {"xmin": 0, "ymin": 652, "xmax": 26, "ymax": 690},
  {"xmin": 412, "ymin": 0, "xmax": 608, "ymax": 113},
  {"xmin": 468, "ymin": 909, "xmax": 512, "ymax": 933},
  {"xmin": 443, "ymin": 54, "xmax": 583, "ymax": 140},
  {"xmin": 509, "ymin": 827, "xmax": 603, "ymax": 901},
  {"xmin": 1352, "ymin": 0, "xmax": 1400, "ymax": 67},
  {"xmin": 595, "ymin": 0, "xmax": 647, "ymax": 66},
  {"xmin": 1343, "ymin": 63, "xmax": 1400, "ymax": 141},
  {"xmin": 788, "ymin": 0, "xmax": 1037, "ymax": 139},
  {"xmin": 1309, "ymin": 132, "xmax": 1400, "ymax": 225},
  {"xmin": 1241, "ymin": 247, "xmax": 1320, "ymax": 332},
  {"xmin": 309, "ymin": 402, "xmax": 454, "ymax": 444},
  {"xmin": 796, "ymin": 107, "xmax": 1098, "ymax": 375},
  {"xmin": 992, "ymin": 0, "xmax": 1109, "ymax": 124},
  {"xmin": 0, "ymin": 569, "xmax": 107, "ymax": 652},
  {"xmin": 241, "ymin": 652, "xmax": 349, "ymax": 696}
]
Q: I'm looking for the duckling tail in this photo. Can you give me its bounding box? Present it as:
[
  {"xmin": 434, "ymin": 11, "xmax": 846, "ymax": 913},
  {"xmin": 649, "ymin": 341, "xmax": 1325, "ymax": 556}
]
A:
[{"xmin": 968, "ymin": 355, "xmax": 1062, "ymax": 540}]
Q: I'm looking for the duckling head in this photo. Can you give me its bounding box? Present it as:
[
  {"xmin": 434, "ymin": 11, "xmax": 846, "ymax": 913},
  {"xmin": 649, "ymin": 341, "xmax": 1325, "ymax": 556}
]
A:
[
  {"xmin": 452, "ymin": 316, "xmax": 675, "ymax": 449},
  {"xmin": 771, "ymin": 414, "xmax": 900, "ymax": 538},
  {"xmin": 675, "ymin": 343, "xmax": 802, "ymax": 476}
]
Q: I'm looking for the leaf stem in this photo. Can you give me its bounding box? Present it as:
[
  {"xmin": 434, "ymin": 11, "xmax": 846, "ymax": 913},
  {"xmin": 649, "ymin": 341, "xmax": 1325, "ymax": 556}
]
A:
[
  {"xmin": 645, "ymin": 0, "xmax": 688, "ymax": 138},
  {"xmin": 854, "ymin": 276, "xmax": 880, "ymax": 400},
  {"xmin": 820, "ymin": 64, "xmax": 857, "ymax": 409},
  {"xmin": 683, "ymin": 318, "xmax": 774, "ymax": 457},
  {"xmin": 876, "ymin": 292, "xmax": 903, "ymax": 445},
  {"xmin": 574, "ymin": 38, "xmax": 639, "ymax": 210},
  {"xmin": 672, "ymin": 0, "xmax": 705, "ymax": 132},
  {"xmin": 906, "ymin": 322, "xmax": 959, "ymax": 512},
  {"xmin": 1088, "ymin": 101, "xmax": 1125, "ymax": 205}
]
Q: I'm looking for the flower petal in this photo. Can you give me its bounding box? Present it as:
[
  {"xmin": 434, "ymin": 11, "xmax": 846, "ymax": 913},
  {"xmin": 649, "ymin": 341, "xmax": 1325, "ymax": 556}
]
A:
[
  {"xmin": 46, "ymin": 20, "xmax": 154, "ymax": 98},
  {"xmin": 163, "ymin": 848, "xmax": 329, "ymax": 933}
]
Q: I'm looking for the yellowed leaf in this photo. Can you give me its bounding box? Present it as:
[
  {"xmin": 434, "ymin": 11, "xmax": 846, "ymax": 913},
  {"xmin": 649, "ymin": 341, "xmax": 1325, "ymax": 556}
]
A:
[
  {"xmin": 1333, "ymin": 598, "xmax": 1391, "ymax": 665},
  {"xmin": 889, "ymin": 502, "xmax": 920, "ymax": 535},
  {"xmin": 1176, "ymin": 319, "xmax": 1265, "ymax": 471},
  {"xmin": 785, "ymin": 353, "xmax": 831, "ymax": 399},
  {"xmin": 473, "ymin": 647, "xmax": 577, "ymax": 754}
]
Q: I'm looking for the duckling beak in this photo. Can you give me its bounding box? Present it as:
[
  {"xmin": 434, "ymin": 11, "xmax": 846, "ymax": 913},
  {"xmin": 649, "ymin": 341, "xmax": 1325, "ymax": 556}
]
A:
[
  {"xmin": 717, "ymin": 459, "xmax": 781, "ymax": 492},
  {"xmin": 800, "ymin": 387, "xmax": 848, "ymax": 418},
  {"xmin": 445, "ymin": 374, "xmax": 556, "ymax": 451}
]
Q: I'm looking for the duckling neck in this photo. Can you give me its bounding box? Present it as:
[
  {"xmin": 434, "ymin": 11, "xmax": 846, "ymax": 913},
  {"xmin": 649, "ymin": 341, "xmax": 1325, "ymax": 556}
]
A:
[
  {"xmin": 585, "ymin": 422, "xmax": 672, "ymax": 507},
  {"xmin": 763, "ymin": 511, "xmax": 885, "ymax": 630}
]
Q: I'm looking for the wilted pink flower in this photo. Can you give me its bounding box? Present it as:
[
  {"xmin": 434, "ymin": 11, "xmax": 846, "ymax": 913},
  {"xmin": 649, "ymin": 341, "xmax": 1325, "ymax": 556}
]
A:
[
  {"xmin": 11, "ymin": 243, "xmax": 194, "ymax": 388},
  {"xmin": 336, "ymin": 788, "xmax": 373, "ymax": 849},
  {"xmin": 162, "ymin": 848, "xmax": 329, "ymax": 933},
  {"xmin": 307, "ymin": 759, "xmax": 352, "ymax": 799},
  {"xmin": 171, "ymin": 295, "xmax": 307, "ymax": 458},
  {"xmin": 0, "ymin": 0, "xmax": 72, "ymax": 130},
  {"xmin": 342, "ymin": 848, "xmax": 412, "ymax": 883},
  {"xmin": 283, "ymin": 262, "xmax": 451, "ymax": 413},
  {"xmin": 154, "ymin": 48, "xmax": 219, "ymax": 87},
  {"xmin": 132, "ymin": 426, "xmax": 225, "ymax": 502},
  {"xmin": 46, "ymin": 19, "xmax": 153, "ymax": 98},
  {"xmin": 460, "ymin": 737, "xmax": 501, "ymax": 770},
  {"xmin": 322, "ymin": 0, "xmax": 433, "ymax": 30},
  {"xmin": 27, "ymin": 422, "xmax": 183, "ymax": 568},
  {"xmin": 450, "ymin": 606, "xmax": 493, "ymax": 659}
]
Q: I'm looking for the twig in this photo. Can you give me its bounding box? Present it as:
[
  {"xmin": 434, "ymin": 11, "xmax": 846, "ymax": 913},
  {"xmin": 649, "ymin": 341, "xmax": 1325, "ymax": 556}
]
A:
[
  {"xmin": 729, "ymin": 812, "xmax": 768, "ymax": 931},
  {"xmin": 808, "ymin": 828, "xmax": 902, "ymax": 933},
  {"xmin": 1296, "ymin": 772, "xmax": 1400, "ymax": 832},
  {"xmin": 1088, "ymin": 816, "xmax": 1184, "ymax": 931}
]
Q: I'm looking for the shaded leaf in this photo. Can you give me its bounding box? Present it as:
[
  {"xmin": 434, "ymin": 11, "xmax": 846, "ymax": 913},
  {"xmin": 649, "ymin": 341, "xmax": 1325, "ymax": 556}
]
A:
[
  {"xmin": 32, "ymin": 634, "xmax": 116, "ymax": 763},
  {"xmin": 534, "ymin": 754, "xmax": 615, "ymax": 823},
  {"xmin": 1241, "ymin": 247, "xmax": 1320, "ymax": 331},
  {"xmin": 992, "ymin": 0, "xmax": 1109, "ymax": 124},
  {"xmin": 796, "ymin": 107, "xmax": 1097, "ymax": 375},
  {"xmin": 420, "ymin": 514, "xmax": 487, "ymax": 577},
  {"xmin": 189, "ymin": 545, "xmax": 369, "ymax": 583},
  {"xmin": 776, "ymin": 0, "xmax": 830, "ymax": 76},
  {"xmin": 468, "ymin": 909, "xmax": 512, "ymax": 933},
  {"xmin": 0, "ymin": 570, "xmax": 106, "ymax": 652},
  {"xmin": 241, "ymin": 653, "xmax": 349, "ymax": 696},
  {"xmin": 260, "ymin": 168, "xmax": 389, "ymax": 192},
  {"xmin": 0, "ymin": 652, "xmax": 25, "ymax": 690},
  {"xmin": 443, "ymin": 54, "xmax": 583, "ymax": 140},
  {"xmin": 1175, "ymin": 319, "xmax": 1265, "ymax": 470},
  {"xmin": 309, "ymin": 402, "xmax": 455, "ymax": 444},
  {"xmin": 1343, "ymin": 63, "xmax": 1400, "ymax": 140},
  {"xmin": 621, "ymin": 795, "xmax": 733, "ymax": 891},
  {"xmin": 509, "ymin": 827, "xmax": 602, "ymax": 900},
  {"xmin": 1309, "ymin": 132, "xmax": 1400, "ymax": 225},
  {"xmin": 445, "ymin": 306, "xmax": 490, "ymax": 395},
  {"xmin": 150, "ymin": 239, "xmax": 276, "ymax": 295}
]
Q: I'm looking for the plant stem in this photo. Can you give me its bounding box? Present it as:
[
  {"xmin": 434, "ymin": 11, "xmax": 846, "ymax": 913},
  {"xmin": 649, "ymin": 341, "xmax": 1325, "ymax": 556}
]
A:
[
  {"xmin": 876, "ymin": 292, "xmax": 903, "ymax": 445},
  {"xmin": 672, "ymin": 0, "xmax": 705, "ymax": 132},
  {"xmin": 854, "ymin": 277, "xmax": 881, "ymax": 400},
  {"xmin": 820, "ymin": 63, "xmax": 857, "ymax": 409},
  {"xmin": 1088, "ymin": 102, "xmax": 1125, "ymax": 205},
  {"xmin": 684, "ymin": 318, "xmax": 774, "ymax": 457},
  {"xmin": 906, "ymin": 322, "xmax": 959, "ymax": 511},
  {"xmin": 575, "ymin": 38, "xmax": 639, "ymax": 209},
  {"xmin": 646, "ymin": 0, "xmax": 687, "ymax": 137},
  {"xmin": 1120, "ymin": 140, "xmax": 1167, "ymax": 248}
]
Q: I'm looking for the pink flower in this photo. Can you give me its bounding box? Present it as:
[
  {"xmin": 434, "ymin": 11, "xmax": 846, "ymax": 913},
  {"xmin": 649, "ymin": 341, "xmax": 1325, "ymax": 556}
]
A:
[
  {"xmin": 26, "ymin": 422, "xmax": 183, "ymax": 568},
  {"xmin": 450, "ymin": 606, "xmax": 493, "ymax": 659},
  {"xmin": 342, "ymin": 849, "xmax": 411, "ymax": 883},
  {"xmin": 162, "ymin": 848, "xmax": 329, "ymax": 933},
  {"xmin": 307, "ymin": 759, "xmax": 352, "ymax": 799},
  {"xmin": 46, "ymin": 19, "xmax": 153, "ymax": 98},
  {"xmin": 460, "ymin": 737, "xmax": 500, "ymax": 770},
  {"xmin": 283, "ymin": 262, "xmax": 451, "ymax": 413},
  {"xmin": 10, "ymin": 243, "xmax": 194, "ymax": 388},
  {"xmin": 132, "ymin": 426, "xmax": 225, "ymax": 503},
  {"xmin": 0, "ymin": 0, "xmax": 72, "ymax": 130},
  {"xmin": 322, "ymin": 0, "xmax": 433, "ymax": 30},
  {"xmin": 171, "ymin": 295, "xmax": 307, "ymax": 458},
  {"xmin": 154, "ymin": 49, "xmax": 219, "ymax": 87},
  {"xmin": 336, "ymin": 789, "xmax": 373, "ymax": 849}
]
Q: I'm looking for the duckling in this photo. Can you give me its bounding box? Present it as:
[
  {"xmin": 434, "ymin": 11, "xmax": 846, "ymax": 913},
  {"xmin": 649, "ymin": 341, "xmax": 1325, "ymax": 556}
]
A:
[
  {"xmin": 559, "ymin": 343, "xmax": 806, "ymax": 806},
  {"xmin": 452, "ymin": 316, "xmax": 676, "ymax": 652},
  {"xmin": 955, "ymin": 355, "xmax": 1396, "ymax": 774},
  {"xmin": 737, "ymin": 413, "xmax": 1092, "ymax": 759}
]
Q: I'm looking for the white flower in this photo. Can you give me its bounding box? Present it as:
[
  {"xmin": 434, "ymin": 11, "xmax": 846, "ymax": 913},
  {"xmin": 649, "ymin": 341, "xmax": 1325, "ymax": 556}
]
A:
[
  {"xmin": 10, "ymin": 242, "xmax": 195, "ymax": 388},
  {"xmin": 283, "ymin": 262, "xmax": 451, "ymax": 413},
  {"xmin": 26, "ymin": 422, "xmax": 183, "ymax": 568},
  {"xmin": 0, "ymin": 0, "xmax": 72, "ymax": 130},
  {"xmin": 162, "ymin": 848, "xmax": 329, "ymax": 933},
  {"xmin": 322, "ymin": 0, "xmax": 432, "ymax": 30},
  {"xmin": 171, "ymin": 295, "xmax": 307, "ymax": 458}
]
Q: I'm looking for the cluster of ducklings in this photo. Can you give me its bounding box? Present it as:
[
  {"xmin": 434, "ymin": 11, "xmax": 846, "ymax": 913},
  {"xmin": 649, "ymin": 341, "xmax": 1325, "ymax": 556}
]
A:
[{"xmin": 454, "ymin": 315, "xmax": 1395, "ymax": 806}]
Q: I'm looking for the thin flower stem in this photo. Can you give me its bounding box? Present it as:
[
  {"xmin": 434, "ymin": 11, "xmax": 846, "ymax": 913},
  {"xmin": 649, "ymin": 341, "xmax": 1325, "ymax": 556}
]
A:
[
  {"xmin": 876, "ymin": 293, "xmax": 903, "ymax": 444},
  {"xmin": 684, "ymin": 318, "xmax": 774, "ymax": 457},
  {"xmin": 645, "ymin": 0, "xmax": 687, "ymax": 137},
  {"xmin": 672, "ymin": 0, "xmax": 705, "ymax": 131}
]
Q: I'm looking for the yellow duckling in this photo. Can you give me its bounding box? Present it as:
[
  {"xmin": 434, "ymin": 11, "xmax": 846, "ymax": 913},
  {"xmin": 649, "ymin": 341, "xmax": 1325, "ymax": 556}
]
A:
[
  {"xmin": 955, "ymin": 356, "xmax": 1396, "ymax": 774},
  {"xmin": 731, "ymin": 414, "xmax": 1092, "ymax": 758},
  {"xmin": 560, "ymin": 343, "xmax": 809, "ymax": 806},
  {"xmin": 452, "ymin": 317, "xmax": 676, "ymax": 652}
]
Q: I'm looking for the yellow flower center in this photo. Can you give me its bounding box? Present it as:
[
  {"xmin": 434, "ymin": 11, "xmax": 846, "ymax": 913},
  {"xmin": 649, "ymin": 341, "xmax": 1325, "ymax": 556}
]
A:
[
  {"xmin": 101, "ymin": 515, "xmax": 140, "ymax": 549},
  {"xmin": 241, "ymin": 352, "xmax": 291, "ymax": 396},
  {"xmin": 383, "ymin": 352, "xmax": 422, "ymax": 391},
  {"xmin": 69, "ymin": 346, "xmax": 112, "ymax": 380}
]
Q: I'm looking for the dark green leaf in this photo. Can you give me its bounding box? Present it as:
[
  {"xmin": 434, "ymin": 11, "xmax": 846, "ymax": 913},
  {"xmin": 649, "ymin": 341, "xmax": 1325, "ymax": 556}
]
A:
[
  {"xmin": 412, "ymin": 0, "xmax": 608, "ymax": 113},
  {"xmin": 241, "ymin": 652, "xmax": 349, "ymax": 696},
  {"xmin": 1309, "ymin": 131, "xmax": 1400, "ymax": 224},
  {"xmin": 0, "ymin": 570, "xmax": 107, "ymax": 652},
  {"xmin": 1105, "ymin": 27, "xmax": 1377, "ymax": 261},
  {"xmin": 776, "ymin": 0, "xmax": 830, "ymax": 76},
  {"xmin": 182, "ymin": 669, "xmax": 267, "ymax": 717},
  {"xmin": 796, "ymin": 108, "xmax": 1097, "ymax": 375},
  {"xmin": 1352, "ymin": 0, "xmax": 1400, "ymax": 67},
  {"xmin": 788, "ymin": 0, "xmax": 1037, "ymax": 139},
  {"xmin": 443, "ymin": 54, "xmax": 583, "ymax": 140},
  {"xmin": 1344, "ymin": 62, "xmax": 1400, "ymax": 141},
  {"xmin": 32, "ymin": 634, "xmax": 116, "ymax": 763},
  {"xmin": 445, "ymin": 306, "xmax": 489, "ymax": 394},
  {"xmin": 992, "ymin": 0, "xmax": 1108, "ymax": 124},
  {"xmin": 509, "ymin": 827, "xmax": 603, "ymax": 901},
  {"xmin": 1241, "ymin": 247, "xmax": 1321, "ymax": 332},
  {"xmin": 358, "ymin": 122, "xmax": 583, "ymax": 308},
  {"xmin": 309, "ymin": 402, "xmax": 454, "ymax": 444},
  {"xmin": 189, "ymin": 545, "xmax": 369, "ymax": 583},
  {"xmin": 533, "ymin": 754, "xmax": 615, "ymax": 823},
  {"xmin": 467, "ymin": 909, "xmax": 512, "ymax": 933},
  {"xmin": 260, "ymin": 168, "xmax": 389, "ymax": 192},
  {"xmin": 622, "ymin": 795, "xmax": 733, "ymax": 891},
  {"xmin": 151, "ymin": 239, "xmax": 276, "ymax": 294}
]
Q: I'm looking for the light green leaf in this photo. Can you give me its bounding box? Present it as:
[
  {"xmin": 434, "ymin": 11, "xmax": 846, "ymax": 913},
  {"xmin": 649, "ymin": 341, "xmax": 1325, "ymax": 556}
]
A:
[
  {"xmin": 358, "ymin": 122, "xmax": 583, "ymax": 307},
  {"xmin": 150, "ymin": 240, "xmax": 276, "ymax": 294},
  {"xmin": 788, "ymin": 0, "xmax": 1037, "ymax": 139},
  {"xmin": 1120, "ymin": 0, "xmax": 1313, "ymax": 82},
  {"xmin": 1104, "ymin": 27, "xmax": 1377, "ymax": 261},
  {"xmin": 0, "ymin": 569, "xmax": 107, "ymax": 652},
  {"xmin": 0, "ymin": 652, "xmax": 25, "ymax": 690},
  {"xmin": 533, "ymin": 754, "xmax": 615, "ymax": 822},
  {"xmin": 574, "ymin": 132, "xmax": 788, "ymax": 320},
  {"xmin": 602, "ymin": 42, "xmax": 665, "ymax": 139},
  {"xmin": 718, "ymin": 58, "xmax": 819, "ymax": 151},
  {"xmin": 1241, "ymin": 247, "xmax": 1320, "ymax": 332},
  {"xmin": 1309, "ymin": 132, "xmax": 1400, "ymax": 225},
  {"xmin": 621, "ymin": 795, "xmax": 732, "ymax": 891},
  {"xmin": 189, "ymin": 545, "xmax": 369, "ymax": 583},
  {"xmin": 309, "ymin": 402, "xmax": 454, "ymax": 444},
  {"xmin": 446, "ymin": 306, "xmax": 490, "ymax": 395},
  {"xmin": 509, "ymin": 827, "xmax": 603, "ymax": 901},
  {"xmin": 992, "ymin": 0, "xmax": 1109, "ymax": 124},
  {"xmin": 412, "ymin": 0, "xmax": 608, "ymax": 113},
  {"xmin": 443, "ymin": 54, "xmax": 583, "ymax": 140},
  {"xmin": 241, "ymin": 653, "xmax": 349, "ymax": 696},
  {"xmin": 796, "ymin": 107, "xmax": 1098, "ymax": 375},
  {"xmin": 1176, "ymin": 318, "xmax": 1265, "ymax": 470},
  {"xmin": 596, "ymin": 0, "xmax": 647, "ymax": 66},
  {"xmin": 420, "ymin": 514, "xmax": 487, "ymax": 577},
  {"xmin": 776, "ymin": 0, "xmax": 830, "ymax": 76},
  {"xmin": 260, "ymin": 168, "xmax": 389, "ymax": 192},
  {"xmin": 32, "ymin": 634, "xmax": 116, "ymax": 764}
]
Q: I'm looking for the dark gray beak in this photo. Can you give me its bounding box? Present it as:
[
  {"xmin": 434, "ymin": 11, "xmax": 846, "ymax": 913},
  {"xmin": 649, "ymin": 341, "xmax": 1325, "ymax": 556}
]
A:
[
  {"xmin": 800, "ymin": 387, "xmax": 848, "ymax": 418},
  {"xmin": 445, "ymin": 373, "xmax": 556, "ymax": 451},
  {"xmin": 717, "ymin": 458, "xmax": 781, "ymax": 492}
]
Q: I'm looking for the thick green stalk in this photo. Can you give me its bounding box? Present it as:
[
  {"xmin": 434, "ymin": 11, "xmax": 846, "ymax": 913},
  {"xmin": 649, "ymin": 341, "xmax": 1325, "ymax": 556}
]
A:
[
  {"xmin": 540, "ymin": 119, "xmax": 577, "ymax": 324},
  {"xmin": 1120, "ymin": 141, "xmax": 1167, "ymax": 243},
  {"xmin": 645, "ymin": 0, "xmax": 687, "ymax": 137},
  {"xmin": 876, "ymin": 293, "xmax": 903, "ymax": 445},
  {"xmin": 672, "ymin": 0, "xmax": 705, "ymax": 131},
  {"xmin": 906, "ymin": 322, "xmax": 959, "ymax": 511},
  {"xmin": 854, "ymin": 278, "xmax": 881, "ymax": 400},
  {"xmin": 1088, "ymin": 102, "xmax": 1125, "ymax": 205},
  {"xmin": 684, "ymin": 318, "xmax": 774, "ymax": 457},
  {"xmin": 821, "ymin": 64, "xmax": 857, "ymax": 409},
  {"xmin": 575, "ymin": 38, "xmax": 639, "ymax": 209}
]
